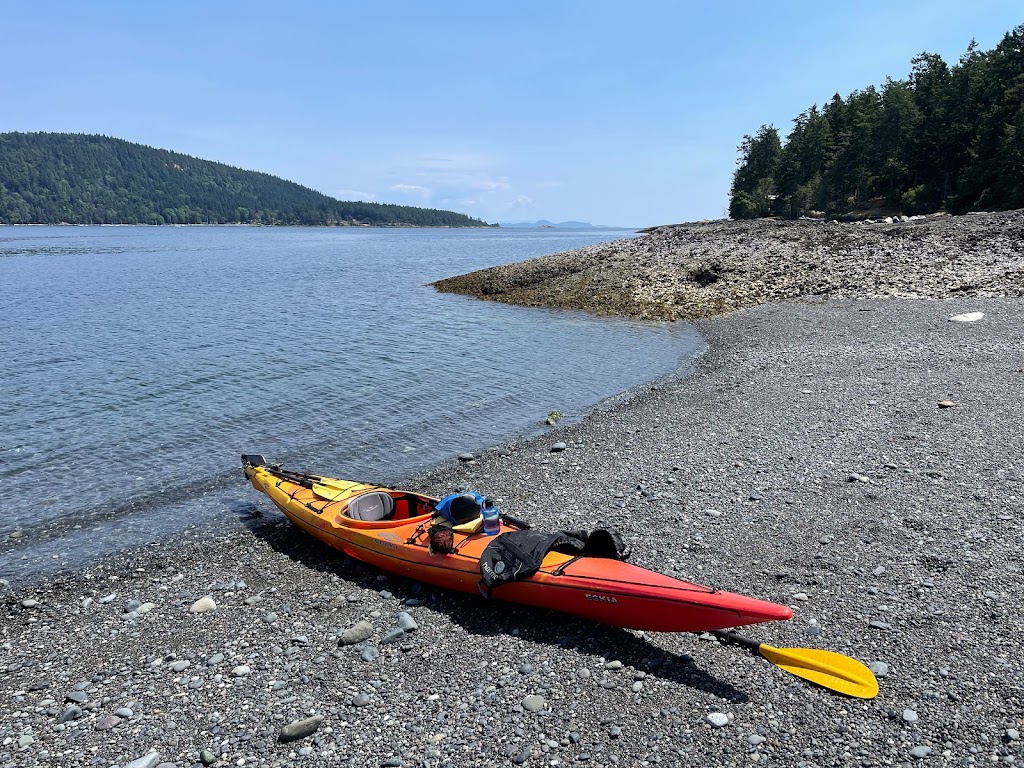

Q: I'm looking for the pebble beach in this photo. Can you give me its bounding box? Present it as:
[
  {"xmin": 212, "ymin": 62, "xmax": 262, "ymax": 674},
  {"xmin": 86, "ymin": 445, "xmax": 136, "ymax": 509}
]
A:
[{"xmin": 3, "ymin": 214, "xmax": 1023, "ymax": 768}]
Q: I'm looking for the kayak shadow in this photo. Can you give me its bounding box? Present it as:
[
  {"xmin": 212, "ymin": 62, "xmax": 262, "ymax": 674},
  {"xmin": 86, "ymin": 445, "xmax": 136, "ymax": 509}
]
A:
[
  {"xmin": 244, "ymin": 514, "xmax": 750, "ymax": 702},
  {"xmin": 432, "ymin": 591, "xmax": 751, "ymax": 703}
]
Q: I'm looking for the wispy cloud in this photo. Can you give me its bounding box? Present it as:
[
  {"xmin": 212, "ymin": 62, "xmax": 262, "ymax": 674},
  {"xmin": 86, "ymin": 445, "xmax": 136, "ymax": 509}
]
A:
[
  {"xmin": 472, "ymin": 179, "xmax": 510, "ymax": 191},
  {"xmin": 382, "ymin": 153, "xmax": 529, "ymax": 217},
  {"xmin": 506, "ymin": 194, "xmax": 535, "ymax": 209},
  {"xmin": 396, "ymin": 153, "xmax": 510, "ymax": 196},
  {"xmin": 390, "ymin": 183, "xmax": 431, "ymax": 198},
  {"xmin": 413, "ymin": 153, "xmax": 493, "ymax": 171}
]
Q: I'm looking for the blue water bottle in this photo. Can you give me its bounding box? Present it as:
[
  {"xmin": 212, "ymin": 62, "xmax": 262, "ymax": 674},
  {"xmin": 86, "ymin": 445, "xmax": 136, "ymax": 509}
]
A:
[{"xmin": 482, "ymin": 498, "xmax": 501, "ymax": 536}]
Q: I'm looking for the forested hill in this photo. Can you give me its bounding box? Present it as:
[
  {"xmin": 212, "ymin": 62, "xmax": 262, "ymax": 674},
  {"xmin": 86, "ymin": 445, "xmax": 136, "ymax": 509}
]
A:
[
  {"xmin": 730, "ymin": 24, "xmax": 1024, "ymax": 220},
  {"xmin": 0, "ymin": 133, "xmax": 492, "ymax": 227}
]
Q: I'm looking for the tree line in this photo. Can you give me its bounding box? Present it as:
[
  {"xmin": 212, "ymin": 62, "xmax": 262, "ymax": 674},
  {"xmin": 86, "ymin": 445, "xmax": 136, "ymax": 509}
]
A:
[
  {"xmin": 730, "ymin": 24, "xmax": 1024, "ymax": 220},
  {"xmin": 0, "ymin": 133, "xmax": 493, "ymax": 227}
]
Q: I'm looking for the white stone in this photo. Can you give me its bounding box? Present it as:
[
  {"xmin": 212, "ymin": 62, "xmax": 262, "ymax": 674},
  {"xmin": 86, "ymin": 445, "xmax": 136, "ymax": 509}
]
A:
[
  {"xmin": 189, "ymin": 596, "xmax": 217, "ymax": 613},
  {"xmin": 949, "ymin": 312, "xmax": 984, "ymax": 322},
  {"xmin": 705, "ymin": 712, "xmax": 730, "ymax": 728}
]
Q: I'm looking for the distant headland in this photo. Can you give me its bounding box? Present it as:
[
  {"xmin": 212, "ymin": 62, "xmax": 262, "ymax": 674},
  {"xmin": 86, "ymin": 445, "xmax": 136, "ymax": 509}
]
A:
[{"xmin": 0, "ymin": 132, "xmax": 494, "ymax": 227}]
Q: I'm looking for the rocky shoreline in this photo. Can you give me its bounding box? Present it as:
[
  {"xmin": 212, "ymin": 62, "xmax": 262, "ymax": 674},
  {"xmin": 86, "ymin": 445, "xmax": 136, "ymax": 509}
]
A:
[
  {"xmin": 432, "ymin": 210, "xmax": 1024, "ymax": 320},
  {"xmin": 3, "ymin": 214, "xmax": 1023, "ymax": 768}
]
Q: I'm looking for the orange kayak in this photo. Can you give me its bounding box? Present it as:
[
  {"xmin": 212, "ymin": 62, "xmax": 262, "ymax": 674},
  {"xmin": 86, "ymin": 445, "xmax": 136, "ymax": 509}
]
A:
[{"xmin": 241, "ymin": 455, "xmax": 793, "ymax": 632}]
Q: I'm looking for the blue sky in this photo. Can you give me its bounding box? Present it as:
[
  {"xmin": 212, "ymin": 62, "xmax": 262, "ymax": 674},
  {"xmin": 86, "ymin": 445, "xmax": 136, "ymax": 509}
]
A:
[{"xmin": 2, "ymin": 2, "xmax": 1021, "ymax": 227}]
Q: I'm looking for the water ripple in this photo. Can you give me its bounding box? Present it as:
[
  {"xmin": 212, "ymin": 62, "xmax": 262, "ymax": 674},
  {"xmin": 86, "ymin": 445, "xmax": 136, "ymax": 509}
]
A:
[{"xmin": 0, "ymin": 226, "xmax": 703, "ymax": 581}]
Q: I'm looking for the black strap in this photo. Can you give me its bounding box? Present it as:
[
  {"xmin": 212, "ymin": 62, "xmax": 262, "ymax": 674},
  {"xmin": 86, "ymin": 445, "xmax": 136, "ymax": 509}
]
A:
[{"xmin": 553, "ymin": 555, "xmax": 582, "ymax": 576}]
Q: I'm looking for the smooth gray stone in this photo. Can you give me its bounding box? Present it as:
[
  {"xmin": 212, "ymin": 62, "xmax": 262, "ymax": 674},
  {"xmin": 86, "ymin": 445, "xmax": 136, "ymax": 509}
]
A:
[
  {"xmin": 94, "ymin": 714, "xmax": 121, "ymax": 730},
  {"xmin": 278, "ymin": 714, "xmax": 324, "ymax": 743},
  {"xmin": 339, "ymin": 620, "xmax": 373, "ymax": 646},
  {"xmin": 125, "ymin": 752, "xmax": 161, "ymax": 768},
  {"xmin": 869, "ymin": 661, "xmax": 890, "ymax": 677},
  {"xmin": 381, "ymin": 627, "xmax": 405, "ymax": 645},
  {"xmin": 522, "ymin": 694, "xmax": 545, "ymax": 712},
  {"xmin": 396, "ymin": 611, "xmax": 418, "ymax": 632}
]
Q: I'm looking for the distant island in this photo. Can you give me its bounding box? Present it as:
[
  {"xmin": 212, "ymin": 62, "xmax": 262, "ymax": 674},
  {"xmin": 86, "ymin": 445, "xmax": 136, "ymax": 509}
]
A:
[
  {"xmin": 499, "ymin": 220, "xmax": 628, "ymax": 229},
  {"xmin": 0, "ymin": 132, "xmax": 494, "ymax": 227}
]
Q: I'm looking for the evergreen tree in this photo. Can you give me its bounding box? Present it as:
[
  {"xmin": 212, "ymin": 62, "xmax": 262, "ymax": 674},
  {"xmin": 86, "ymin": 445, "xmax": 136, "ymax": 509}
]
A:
[
  {"xmin": 729, "ymin": 23, "xmax": 1024, "ymax": 219},
  {"xmin": 729, "ymin": 125, "xmax": 781, "ymax": 219}
]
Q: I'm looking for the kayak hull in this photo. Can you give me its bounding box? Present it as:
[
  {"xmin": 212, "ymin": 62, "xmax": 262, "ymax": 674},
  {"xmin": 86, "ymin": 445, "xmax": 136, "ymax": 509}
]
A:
[{"xmin": 243, "ymin": 459, "xmax": 793, "ymax": 633}]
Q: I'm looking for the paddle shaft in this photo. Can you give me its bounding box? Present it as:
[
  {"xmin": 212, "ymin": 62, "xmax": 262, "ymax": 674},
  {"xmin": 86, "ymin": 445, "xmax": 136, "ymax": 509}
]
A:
[{"xmin": 712, "ymin": 629, "xmax": 761, "ymax": 653}]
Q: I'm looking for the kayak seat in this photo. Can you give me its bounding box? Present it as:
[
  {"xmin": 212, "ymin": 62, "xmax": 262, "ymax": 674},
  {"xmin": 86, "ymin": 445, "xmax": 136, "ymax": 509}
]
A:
[{"xmin": 346, "ymin": 492, "xmax": 395, "ymax": 521}]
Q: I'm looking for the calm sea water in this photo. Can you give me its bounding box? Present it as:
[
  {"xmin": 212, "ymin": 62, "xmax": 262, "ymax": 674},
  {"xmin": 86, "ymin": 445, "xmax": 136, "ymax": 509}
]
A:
[{"xmin": 0, "ymin": 226, "xmax": 703, "ymax": 583}]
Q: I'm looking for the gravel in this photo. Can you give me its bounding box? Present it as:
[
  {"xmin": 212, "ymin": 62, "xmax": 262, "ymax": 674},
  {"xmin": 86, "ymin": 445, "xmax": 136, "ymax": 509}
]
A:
[{"xmin": 1, "ymin": 215, "xmax": 1022, "ymax": 766}]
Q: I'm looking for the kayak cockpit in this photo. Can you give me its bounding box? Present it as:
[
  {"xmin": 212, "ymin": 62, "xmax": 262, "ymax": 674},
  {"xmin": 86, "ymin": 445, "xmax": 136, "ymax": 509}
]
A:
[
  {"xmin": 241, "ymin": 455, "xmax": 438, "ymax": 528},
  {"xmin": 345, "ymin": 491, "xmax": 395, "ymax": 521},
  {"xmin": 339, "ymin": 490, "xmax": 436, "ymax": 523}
]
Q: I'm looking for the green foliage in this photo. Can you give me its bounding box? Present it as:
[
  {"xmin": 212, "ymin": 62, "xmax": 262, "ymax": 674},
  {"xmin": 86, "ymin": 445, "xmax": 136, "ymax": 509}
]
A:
[
  {"xmin": 900, "ymin": 184, "xmax": 934, "ymax": 215},
  {"xmin": 729, "ymin": 126, "xmax": 781, "ymax": 218},
  {"xmin": 728, "ymin": 191, "xmax": 758, "ymax": 219},
  {"xmin": 545, "ymin": 410, "xmax": 563, "ymax": 425},
  {"xmin": 729, "ymin": 24, "xmax": 1024, "ymax": 219},
  {"xmin": 0, "ymin": 133, "xmax": 493, "ymax": 227}
]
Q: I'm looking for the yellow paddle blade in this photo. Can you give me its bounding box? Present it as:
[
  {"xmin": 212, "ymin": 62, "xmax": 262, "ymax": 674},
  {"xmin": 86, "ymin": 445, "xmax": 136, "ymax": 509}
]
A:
[
  {"xmin": 758, "ymin": 644, "xmax": 879, "ymax": 699},
  {"xmin": 311, "ymin": 482, "xmax": 369, "ymax": 501},
  {"xmin": 314, "ymin": 476, "xmax": 361, "ymax": 490}
]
